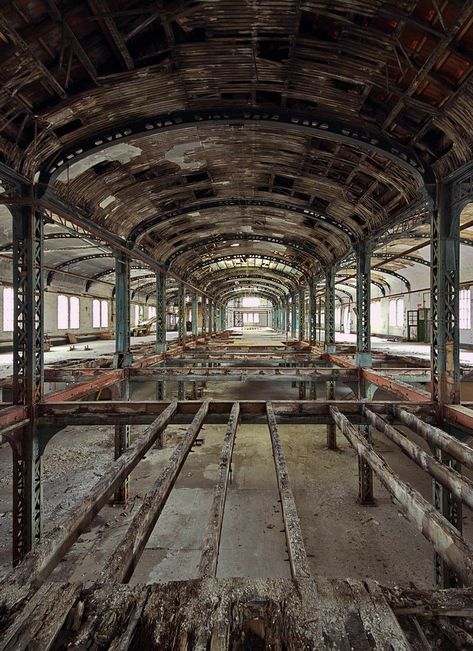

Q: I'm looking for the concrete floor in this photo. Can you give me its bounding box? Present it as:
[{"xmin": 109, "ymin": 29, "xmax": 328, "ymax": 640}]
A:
[{"xmin": 0, "ymin": 328, "xmax": 472, "ymax": 590}]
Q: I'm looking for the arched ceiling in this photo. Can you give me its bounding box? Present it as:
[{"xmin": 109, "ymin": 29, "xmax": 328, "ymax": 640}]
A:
[{"xmin": 1, "ymin": 1, "xmax": 473, "ymax": 301}]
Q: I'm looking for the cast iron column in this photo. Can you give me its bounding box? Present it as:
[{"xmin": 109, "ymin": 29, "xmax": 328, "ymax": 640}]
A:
[
  {"xmin": 324, "ymin": 267, "xmax": 336, "ymax": 354},
  {"xmin": 431, "ymin": 180, "xmax": 462, "ymax": 587},
  {"xmin": 290, "ymin": 294, "xmax": 297, "ymax": 338},
  {"xmin": 201, "ymin": 296, "xmax": 207, "ymax": 336},
  {"xmin": 178, "ymin": 282, "xmax": 186, "ymax": 345},
  {"xmin": 114, "ymin": 251, "xmax": 132, "ymax": 503},
  {"xmin": 155, "ymin": 270, "xmax": 166, "ymax": 400},
  {"xmin": 191, "ymin": 292, "xmax": 198, "ymax": 338},
  {"xmin": 12, "ymin": 199, "xmax": 44, "ymax": 564},
  {"xmin": 355, "ymin": 240, "xmax": 372, "ymax": 368},
  {"xmin": 298, "ymin": 286, "xmax": 305, "ymax": 341}
]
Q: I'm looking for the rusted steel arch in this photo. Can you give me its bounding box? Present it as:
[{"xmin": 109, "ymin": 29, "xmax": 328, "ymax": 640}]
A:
[
  {"xmin": 335, "ymin": 279, "xmax": 388, "ymax": 298},
  {"xmin": 128, "ymin": 198, "xmax": 360, "ymax": 244},
  {"xmin": 147, "ymin": 214, "xmax": 341, "ymax": 267},
  {"xmin": 46, "ymin": 253, "xmax": 114, "ymax": 285},
  {"xmin": 199, "ymin": 269, "xmax": 299, "ymax": 295},
  {"xmin": 85, "ymin": 265, "xmax": 147, "ymax": 291},
  {"xmin": 39, "ymin": 109, "xmax": 426, "ymax": 188},
  {"xmin": 371, "ymin": 254, "xmax": 430, "ymax": 268},
  {"xmin": 205, "ymin": 277, "xmax": 290, "ymax": 301},
  {"xmin": 337, "ymin": 266, "xmax": 409, "ymax": 291},
  {"xmin": 219, "ymin": 287, "xmax": 282, "ymax": 306},
  {"xmin": 0, "ymin": 232, "xmax": 103, "ymax": 252},
  {"xmin": 188, "ymin": 254, "xmax": 306, "ymax": 280},
  {"xmin": 165, "ymin": 233, "xmax": 327, "ymax": 270}
]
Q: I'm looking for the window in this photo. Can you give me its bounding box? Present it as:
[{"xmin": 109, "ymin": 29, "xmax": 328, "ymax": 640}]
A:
[
  {"xmin": 371, "ymin": 302, "xmax": 381, "ymax": 330},
  {"xmin": 3, "ymin": 287, "xmax": 13, "ymax": 332},
  {"xmin": 93, "ymin": 299, "xmax": 108, "ymax": 328},
  {"xmin": 389, "ymin": 298, "xmax": 404, "ymax": 327},
  {"xmin": 132, "ymin": 304, "xmax": 140, "ymax": 326},
  {"xmin": 57, "ymin": 295, "xmax": 80, "ymax": 330},
  {"xmin": 396, "ymin": 299, "xmax": 404, "ymax": 328},
  {"xmin": 460, "ymin": 289, "xmax": 471, "ymax": 330},
  {"xmin": 148, "ymin": 306, "xmax": 156, "ymax": 319},
  {"xmin": 242, "ymin": 296, "xmax": 260, "ymax": 308}
]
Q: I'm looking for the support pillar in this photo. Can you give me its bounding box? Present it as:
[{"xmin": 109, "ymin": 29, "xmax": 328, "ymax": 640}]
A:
[
  {"xmin": 202, "ymin": 296, "xmax": 207, "ymax": 337},
  {"xmin": 178, "ymin": 282, "xmax": 186, "ymax": 345},
  {"xmin": 291, "ymin": 294, "xmax": 297, "ymax": 339},
  {"xmin": 309, "ymin": 279, "xmax": 317, "ymax": 345},
  {"xmin": 191, "ymin": 292, "xmax": 198, "ymax": 338},
  {"xmin": 208, "ymin": 299, "xmax": 213, "ymax": 337},
  {"xmin": 298, "ymin": 286, "xmax": 305, "ymax": 341},
  {"xmin": 155, "ymin": 270, "xmax": 166, "ymax": 400},
  {"xmin": 433, "ymin": 449, "xmax": 463, "ymax": 587},
  {"xmin": 355, "ymin": 240, "xmax": 372, "ymax": 369},
  {"xmin": 431, "ymin": 181, "xmax": 460, "ymax": 404},
  {"xmin": 324, "ymin": 267, "xmax": 336, "ymax": 354},
  {"xmin": 431, "ymin": 180, "xmax": 461, "ymax": 585},
  {"xmin": 12, "ymin": 201, "xmax": 44, "ymax": 564},
  {"xmin": 113, "ymin": 252, "xmax": 132, "ymax": 504}
]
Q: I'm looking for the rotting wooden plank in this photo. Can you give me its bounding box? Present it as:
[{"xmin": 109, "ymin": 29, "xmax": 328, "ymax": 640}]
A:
[
  {"xmin": 107, "ymin": 590, "xmax": 150, "ymax": 651},
  {"xmin": 330, "ymin": 406, "xmax": 473, "ymax": 587},
  {"xmin": 0, "ymin": 402, "xmax": 177, "ymax": 609},
  {"xmin": 197, "ymin": 402, "xmax": 240, "ymax": 578},
  {"xmin": 347, "ymin": 579, "xmax": 410, "ymax": 650},
  {"xmin": 313, "ymin": 576, "xmax": 351, "ymax": 650},
  {"xmin": 365, "ymin": 407, "xmax": 473, "ymax": 511},
  {"xmin": 0, "ymin": 582, "xmax": 81, "ymax": 651},
  {"xmin": 101, "ymin": 401, "xmax": 210, "ymax": 584},
  {"xmin": 395, "ymin": 406, "xmax": 473, "ymax": 471},
  {"xmin": 266, "ymin": 401, "xmax": 311, "ymax": 579}
]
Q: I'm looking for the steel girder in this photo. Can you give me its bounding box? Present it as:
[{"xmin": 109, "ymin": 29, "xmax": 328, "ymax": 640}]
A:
[
  {"xmin": 373, "ymin": 253, "xmax": 430, "ymax": 267},
  {"xmin": 431, "ymin": 181, "xmax": 460, "ymax": 406},
  {"xmin": 324, "ymin": 267, "xmax": 336, "ymax": 353},
  {"xmin": 114, "ymin": 251, "xmax": 131, "ymax": 503},
  {"xmin": 201, "ymin": 296, "xmax": 207, "ymax": 336},
  {"xmin": 213, "ymin": 279, "xmax": 287, "ymax": 302},
  {"xmin": 40, "ymin": 109, "xmax": 426, "ymax": 188},
  {"xmin": 129, "ymin": 198, "xmax": 359, "ymax": 244},
  {"xmin": 12, "ymin": 198, "xmax": 44, "ymax": 564},
  {"xmin": 298, "ymin": 286, "xmax": 305, "ymax": 341},
  {"xmin": 46, "ymin": 252, "xmax": 113, "ymax": 284},
  {"xmin": 199, "ymin": 268, "xmax": 298, "ymax": 294},
  {"xmin": 188, "ymin": 254, "xmax": 306, "ymax": 278},
  {"xmin": 191, "ymin": 293, "xmax": 198, "ymax": 337},
  {"xmin": 178, "ymin": 283, "xmax": 186, "ymax": 344},
  {"xmin": 356, "ymin": 240, "xmax": 372, "ymax": 368},
  {"xmin": 165, "ymin": 232, "xmax": 327, "ymax": 269}
]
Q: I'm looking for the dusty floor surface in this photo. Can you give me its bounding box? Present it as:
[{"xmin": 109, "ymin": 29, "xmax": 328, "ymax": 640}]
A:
[{"xmin": 0, "ymin": 329, "xmax": 472, "ymax": 590}]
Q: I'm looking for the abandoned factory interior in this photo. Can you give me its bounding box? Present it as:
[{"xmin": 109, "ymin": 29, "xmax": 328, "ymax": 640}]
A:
[{"xmin": 5, "ymin": 1, "xmax": 473, "ymax": 649}]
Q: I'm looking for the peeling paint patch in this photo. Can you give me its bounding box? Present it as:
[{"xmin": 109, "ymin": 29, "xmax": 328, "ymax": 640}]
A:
[
  {"xmin": 165, "ymin": 142, "xmax": 203, "ymax": 170},
  {"xmin": 99, "ymin": 195, "xmax": 117, "ymax": 209},
  {"xmin": 57, "ymin": 144, "xmax": 142, "ymax": 181}
]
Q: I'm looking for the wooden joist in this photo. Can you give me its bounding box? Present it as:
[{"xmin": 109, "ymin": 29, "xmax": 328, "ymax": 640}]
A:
[
  {"xmin": 198, "ymin": 402, "xmax": 240, "ymax": 578},
  {"xmin": 266, "ymin": 401, "xmax": 311, "ymax": 579},
  {"xmin": 101, "ymin": 401, "xmax": 210, "ymax": 584},
  {"xmin": 330, "ymin": 407, "xmax": 473, "ymax": 587},
  {"xmin": 0, "ymin": 402, "xmax": 178, "ymax": 608}
]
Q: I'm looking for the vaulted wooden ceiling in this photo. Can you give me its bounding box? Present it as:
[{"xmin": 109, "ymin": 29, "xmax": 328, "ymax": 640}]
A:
[{"xmin": 1, "ymin": 0, "xmax": 473, "ymax": 300}]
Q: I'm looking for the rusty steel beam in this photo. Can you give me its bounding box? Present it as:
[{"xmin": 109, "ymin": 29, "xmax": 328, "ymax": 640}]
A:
[
  {"xmin": 37, "ymin": 400, "xmax": 432, "ymax": 427},
  {"xmin": 267, "ymin": 402, "xmax": 311, "ymax": 579},
  {"xmin": 101, "ymin": 401, "xmax": 209, "ymax": 583},
  {"xmin": 198, "ymin": 402, "xmax": 240, "ymax": 578},
  {"xmin": 2, "ymin": 402, "xmax": 178, "ymax": 600},
  {"xmin": 364, "ymin": 407, "xmax": 473, "ymax": 511},
  {"xmin": 394, "ymin": 407, "xmax": 473, "ymax": 471},
  {"xmin": 330, "ymin": 407, "xmax": 473, "ymax": 587}
]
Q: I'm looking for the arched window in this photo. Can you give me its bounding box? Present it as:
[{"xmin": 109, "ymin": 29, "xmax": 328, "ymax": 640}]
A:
[
  {"xmin": 389, "ymin": 300, "xmax": 397, "ymax": 326},
  {"xmin": 460, "ymin": 289, "xmax": 471, "ymax": 329},
  {"xmin": 371, "ymin": 302, "xmax": 381, "ymax": 330},
  {"xmin": 396, "ymin": 299, "xmax": 404, "ymax": 328}
]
